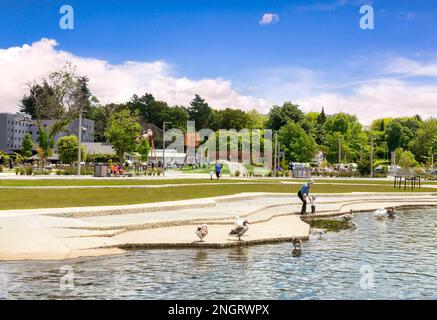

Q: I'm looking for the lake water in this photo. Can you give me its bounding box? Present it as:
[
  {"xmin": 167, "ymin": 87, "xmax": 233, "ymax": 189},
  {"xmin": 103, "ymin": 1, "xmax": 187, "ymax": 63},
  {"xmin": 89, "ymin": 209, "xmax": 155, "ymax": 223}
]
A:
[{"xmin": 1, "ymin": 208, "xmax": 436, "ymax": 300}]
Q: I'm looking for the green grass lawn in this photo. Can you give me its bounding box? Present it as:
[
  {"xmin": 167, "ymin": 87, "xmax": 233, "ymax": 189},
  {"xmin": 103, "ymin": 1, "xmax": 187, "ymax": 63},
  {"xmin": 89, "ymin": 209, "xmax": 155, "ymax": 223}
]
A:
[
  {"xmin": 179, "ymin": 163, "xmax": 230, "ymax": 175},
  {"xmin": 0, "ymin": 183, "xmax": 435, "ymax": 210}
]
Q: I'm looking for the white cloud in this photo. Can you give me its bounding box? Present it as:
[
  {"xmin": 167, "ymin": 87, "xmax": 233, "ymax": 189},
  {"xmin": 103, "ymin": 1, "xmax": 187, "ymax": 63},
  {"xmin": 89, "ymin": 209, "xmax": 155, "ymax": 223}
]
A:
[
  {"xmin": 259, "ymin": 13, "xmax": 279, "ymax": 25},
  {"xmin": 0, "ymin": 38, "xmax": 269, "ymax": 114},
  {"xmin": 386, "ymin": 57, "xmax": 437, "ymax": 77}
]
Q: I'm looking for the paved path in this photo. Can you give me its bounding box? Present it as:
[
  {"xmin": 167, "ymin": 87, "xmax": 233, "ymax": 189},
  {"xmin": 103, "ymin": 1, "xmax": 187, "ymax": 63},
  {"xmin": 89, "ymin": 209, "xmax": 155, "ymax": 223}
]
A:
[{"xmin": 1, "ymin": 192, "xmax": 437, "ymax": 261}]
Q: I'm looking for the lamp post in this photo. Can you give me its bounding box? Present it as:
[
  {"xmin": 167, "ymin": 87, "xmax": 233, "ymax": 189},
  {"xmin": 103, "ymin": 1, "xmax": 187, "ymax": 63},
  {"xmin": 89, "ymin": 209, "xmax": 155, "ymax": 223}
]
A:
[
  {"xmin": 77, "ymin": 110, "xmax": 86, "ymax": 176},
  {"xmin": 162, "ymin": 122, "xmax": 172, "ymax": 177}
]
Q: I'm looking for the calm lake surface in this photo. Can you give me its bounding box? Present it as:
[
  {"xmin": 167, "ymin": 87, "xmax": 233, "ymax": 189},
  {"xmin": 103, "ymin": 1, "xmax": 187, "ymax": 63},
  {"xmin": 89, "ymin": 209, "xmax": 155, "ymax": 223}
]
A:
[{"xmin": 1, "ymin": 208, "xmax": 436, "ymax": 300}]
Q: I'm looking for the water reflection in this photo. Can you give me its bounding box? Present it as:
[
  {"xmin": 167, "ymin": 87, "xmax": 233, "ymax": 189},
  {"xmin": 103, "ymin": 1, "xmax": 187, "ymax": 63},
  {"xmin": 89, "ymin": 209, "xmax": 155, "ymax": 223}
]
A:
[{"xmin": 0, "ymin": 209, "xmax": 436, "ymax": 299}]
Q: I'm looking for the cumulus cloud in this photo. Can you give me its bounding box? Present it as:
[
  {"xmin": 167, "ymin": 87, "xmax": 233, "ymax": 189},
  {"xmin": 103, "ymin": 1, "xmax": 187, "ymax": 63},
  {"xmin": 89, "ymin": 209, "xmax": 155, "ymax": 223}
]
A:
[
  {"xmin": 259, "ymin": 13, "xmax": 279, "ymax": 25},
  {"xmin": 0, "ymin": 38, "xmax": 269, "ymax": 114},
  {"xmin": 297, "ymin": 78, "xmax": 437, "ymax": 124},
  {"xmin": 386, "ymin": 57, "xmax": 437, "ymax": 77}
]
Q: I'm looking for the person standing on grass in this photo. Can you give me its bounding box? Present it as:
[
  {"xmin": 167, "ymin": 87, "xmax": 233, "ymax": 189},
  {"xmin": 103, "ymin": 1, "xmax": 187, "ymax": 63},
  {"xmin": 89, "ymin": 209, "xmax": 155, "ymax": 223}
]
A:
[
  {"xmin": 297, "ymin": 179, "xmax": 314, "ymax": 215},
  {"xmin": 215, "ymin": 162, "xmax": 221, "ymax": 179}
]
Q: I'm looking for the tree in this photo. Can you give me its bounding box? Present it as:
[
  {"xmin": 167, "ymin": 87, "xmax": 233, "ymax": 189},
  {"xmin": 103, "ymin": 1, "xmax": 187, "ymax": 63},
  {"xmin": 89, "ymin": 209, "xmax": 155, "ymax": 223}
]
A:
[
  {"xmin": 104, "ymin": 109, "xmax": 142, "ymax": 162},
  {"xmin": 278, "ymin": 121, "xmax": 317, "ymax": 162},
  {"xmin": 188, "ymin": 95, "xmax": 213, "ymax": 130},
  {"xmin": 385, "ymin": 117, "xmax": 420, "ymax": 152},
  {"xmin": 136, "ymin": 138, "xmax": 151, "ymax": 162},
  {"xmin": 58, "ymin": 135, "xmax": 84, "ymax": 164},
  {"xmin": 399, "ymin": 150, "xmax": 418, "ymax": 170},
  {"xmin": 409, "ymin": 119, "xmax": 437, "ymax": 163},
  {"xmin": 247, "ymin": 109, "xmax": 268, "ymax": 129},
  {"xmin": 267, "ymin": 102, "xmax": 304, "ymax": 131},
  {"xmin": 21, "ymin": 133, "xmax": 34, "ymax": 158},
  {"xmin": 37, "ymin": 129, "xmax": 54, "ymax": 163}
]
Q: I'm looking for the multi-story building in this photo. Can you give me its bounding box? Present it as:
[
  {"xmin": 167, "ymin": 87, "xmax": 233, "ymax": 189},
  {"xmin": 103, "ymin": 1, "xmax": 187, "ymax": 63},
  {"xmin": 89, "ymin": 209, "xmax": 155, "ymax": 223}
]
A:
[{"xmin": 0, "ymin": 113, "xmax": 94, "ymax": 154}]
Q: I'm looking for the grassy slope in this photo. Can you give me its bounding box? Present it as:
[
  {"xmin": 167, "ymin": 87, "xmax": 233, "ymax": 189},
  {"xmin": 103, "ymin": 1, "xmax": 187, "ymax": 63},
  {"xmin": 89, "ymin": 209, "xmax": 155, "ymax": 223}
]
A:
[{"xmin": 0, "ymin": 183, "xmax": 435, "ymax": 210}]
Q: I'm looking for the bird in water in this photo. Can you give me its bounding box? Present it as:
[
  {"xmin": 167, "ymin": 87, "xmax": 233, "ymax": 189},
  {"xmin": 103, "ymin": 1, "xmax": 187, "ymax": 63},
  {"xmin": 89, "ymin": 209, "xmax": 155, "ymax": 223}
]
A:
[
  {"xmin": 195, "ymin": 224, "xmax": 208, "ymax": 242},
  {"xmin": 387, "ymin": 207, "xmax": 396, "ymax": 218},
  {"xmin": 340, "ymin": 209, "xmax": 354, "ymax": 222},
  {"xmin": 310, "ymin": 228, "xmax": 326, "ymax": 239},
  {"xmin": 292, "ymin": 238, "xmax": 303, "ymax": 257},
  {"xmin": 372, "ymin": 208, "xmax": 387, "ymax": 219},
  {"xmin": 229, "ymin": 220, "xmax": 249, "ymax": 241}
]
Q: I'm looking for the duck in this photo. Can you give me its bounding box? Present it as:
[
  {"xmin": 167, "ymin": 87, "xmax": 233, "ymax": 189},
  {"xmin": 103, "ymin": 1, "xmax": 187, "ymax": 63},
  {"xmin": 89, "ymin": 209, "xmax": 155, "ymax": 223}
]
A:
[
  {"xmin": 195, "ymin": 224, "xmax": 208, "ymax": 242},
  {"xmin": 387, "ymin": 207, "xmax": 396, "ymax": 218},
  {"xmin": 229, "ymin": 220, "xmax": 249, "ymax": 241},
  {"xmin": 291, "ymin": 238, "xmax": 302, "ymax": 257},
  {"xmin": 372, "ymin": 208, "xmax": 387, "ymax": 219}
]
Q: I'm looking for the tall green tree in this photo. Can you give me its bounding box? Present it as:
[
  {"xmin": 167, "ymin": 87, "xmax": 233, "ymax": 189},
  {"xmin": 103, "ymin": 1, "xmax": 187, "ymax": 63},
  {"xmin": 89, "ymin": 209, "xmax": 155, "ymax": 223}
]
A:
[
  {"xmin": 278, "ymin": 121, "xmax": 317, "ymax": 162},
  {"xmin": 104, "ymin": 109, "xmax": 142, "ymax": 162},
  {"xmin": 21, "ymin": 133, "xmax": 34, "ymax": 158},
  {"xmin": 136, "ymin": 138, "xmax": 151, "ymax": 162},
  {"xmin": 267, "ymin": 102, "xmax": 304, "ymax": 131},
  {"xmin": 188, "ymin": 95, "xmax": 213, "ymax": 130},
  {"xmin": 409, "ymin": 119, "xmax": 437, "ymax": 163}
]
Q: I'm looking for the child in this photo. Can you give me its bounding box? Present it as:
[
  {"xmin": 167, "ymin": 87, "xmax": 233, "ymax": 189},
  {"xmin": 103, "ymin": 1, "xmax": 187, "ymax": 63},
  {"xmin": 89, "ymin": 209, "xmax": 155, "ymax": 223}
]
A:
[
  {"xmin": 310, "ymin": 196, "xmax": 316, "ymax": 214},
  {"xmin": 209, "ymin": 170, "xmax": 213, "ymax": 180}
]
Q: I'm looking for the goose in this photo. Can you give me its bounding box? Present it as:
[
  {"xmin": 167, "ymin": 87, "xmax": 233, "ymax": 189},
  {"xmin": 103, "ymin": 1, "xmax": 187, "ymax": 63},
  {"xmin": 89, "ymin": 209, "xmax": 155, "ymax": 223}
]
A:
[
  {"xmin": 234, "ymin": 216, "xmax": 246, "ymax": 227},
  {"xmin": 229, "ymin": 220, "xmax": 249, "ymax": 241},
  {"xmin": 340, "ymin": 209, "xmax": 354, "ymax": 222},
  {"xmin": 372, "ymin": 208, "xmax": 387, "ymax": 219},
  {"xmin": 195, "ymin": 224, "xmax": 208, "ymax": 242},
  {"xmin": 387, "ymin": 207, "xmax": 396, "ymax": 218}
]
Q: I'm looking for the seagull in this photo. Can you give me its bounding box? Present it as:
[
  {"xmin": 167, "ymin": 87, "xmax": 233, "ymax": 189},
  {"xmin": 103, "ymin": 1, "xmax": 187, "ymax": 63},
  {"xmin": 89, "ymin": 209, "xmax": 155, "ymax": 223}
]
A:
[
  {"xmin": 340, "ymin": 209, "xmax": 354, "ymax": 222},
  {"xmin": 373, "ymin": 208, "xmax": 387, "ymax": 219},
  {"xmin": 311, "ymin": 228, "xmax": 326, "ymax": 239},
  {"xmin": 387, "ymin": 207, "xmax": 396, "ymax": 218},
  {"xmin": 234, "ymin": 216, "xmax": 246, "ymax": 227},
  {"xmin": 195, "ymin": 224, "xmax": 208, "ymax": 242},
  {"xmin": 229, "ymin": 220, "xmax": 249, "ymax": 241}
]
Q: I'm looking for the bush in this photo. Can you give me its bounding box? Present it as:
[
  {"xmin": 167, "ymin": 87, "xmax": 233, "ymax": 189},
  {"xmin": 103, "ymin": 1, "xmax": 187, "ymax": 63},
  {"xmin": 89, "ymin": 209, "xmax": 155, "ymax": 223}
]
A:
[
  {"xmin": 19, "ymin": 168, "xmax": 25, "ymax": 175},
  {"xmin": 157, "ymin": 168, "xmax": 162, "ymax": 176},
  {"xmin": 56, "ymin": 170, "xmax": 62, "ymax": 175},
  {"xmin": 0, "ymin": 165, "xmax": 3, "ymax": 173},
  {"xmin": 235, "ymin": 169, "xmax": 240, "ymax": 177},
  {"xmin": 15, "ymin": 167, "xmax": 20, "ymax": 175},
  {"xmin": 25, "ymin": 165, "xmax": 33, "ymax": 176}
]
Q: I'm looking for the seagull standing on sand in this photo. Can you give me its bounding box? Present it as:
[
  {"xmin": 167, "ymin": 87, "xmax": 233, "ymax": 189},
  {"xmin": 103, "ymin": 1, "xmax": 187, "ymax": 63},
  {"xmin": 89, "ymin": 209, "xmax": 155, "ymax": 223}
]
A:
[
  {"xmin": 229, "ymin": 220, "xmax": 249, "ymax": 241},
  {"xmin": 195, "ymin": 224, "xmax": 208, "ymax": 242}
]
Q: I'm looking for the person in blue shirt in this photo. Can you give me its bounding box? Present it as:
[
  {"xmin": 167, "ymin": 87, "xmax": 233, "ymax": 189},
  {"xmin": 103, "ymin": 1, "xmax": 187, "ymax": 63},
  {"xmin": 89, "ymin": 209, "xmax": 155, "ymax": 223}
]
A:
[
  {"xmin": 215, "ymin": 162, "xmax": 221, "ymax": 179},
  {"xmin": 297, "ymin": 179, "xmax": 314, "ymax": 214}
]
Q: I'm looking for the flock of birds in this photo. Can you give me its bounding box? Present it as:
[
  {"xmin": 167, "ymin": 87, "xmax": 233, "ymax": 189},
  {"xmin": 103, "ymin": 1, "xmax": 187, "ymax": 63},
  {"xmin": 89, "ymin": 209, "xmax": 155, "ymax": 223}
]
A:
[
  {"xmin": 195, "ymin": 216, "xmax": 249, "ymax": 242},
  {"xmin": 194, "ymin": 207, "xmax": 397, "ymax": 258}
]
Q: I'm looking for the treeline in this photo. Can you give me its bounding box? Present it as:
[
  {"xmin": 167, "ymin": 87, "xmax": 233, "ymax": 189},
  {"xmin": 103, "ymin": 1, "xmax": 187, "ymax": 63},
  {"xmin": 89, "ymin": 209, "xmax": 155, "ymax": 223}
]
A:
[{"xmin": 18, "ymin": 65, "xmax": 437, "ymax": 168}]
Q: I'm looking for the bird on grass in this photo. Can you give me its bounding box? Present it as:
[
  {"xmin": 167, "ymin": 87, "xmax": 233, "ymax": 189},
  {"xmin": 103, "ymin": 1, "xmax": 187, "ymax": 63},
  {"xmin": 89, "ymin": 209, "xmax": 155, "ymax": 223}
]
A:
[
  {"xmin": 195, "ymin": 224, "xmax": 208, "ymax": 242},
  {"xmin": 229, "ymin": 220, "xmax": 249, "ymax": 241}
]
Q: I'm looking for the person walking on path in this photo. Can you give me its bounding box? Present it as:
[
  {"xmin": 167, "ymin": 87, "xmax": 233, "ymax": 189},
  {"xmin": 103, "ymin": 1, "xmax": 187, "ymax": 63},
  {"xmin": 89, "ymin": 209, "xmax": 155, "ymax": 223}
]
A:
[
  {"xmin": 297, "ymin": 179, "xmax": 314, "ymax": 214},
  {"xmin": 215, "ymin": 162, "xmax": 222, "ymax": 179}
]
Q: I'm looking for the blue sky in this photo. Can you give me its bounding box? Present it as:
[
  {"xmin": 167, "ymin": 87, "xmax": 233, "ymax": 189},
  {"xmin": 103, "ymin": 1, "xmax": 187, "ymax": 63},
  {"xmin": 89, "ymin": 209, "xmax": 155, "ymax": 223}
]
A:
[{"xmin": 1, "ymin": 0, "xmax": 436, "ymax": 123}]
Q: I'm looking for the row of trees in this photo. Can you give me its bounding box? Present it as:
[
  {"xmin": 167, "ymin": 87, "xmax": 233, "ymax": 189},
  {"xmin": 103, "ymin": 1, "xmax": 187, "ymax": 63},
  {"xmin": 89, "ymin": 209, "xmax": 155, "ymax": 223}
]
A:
[{"xmin": 14, "ymin": 64, "xmax": 437, "ymax": 168}]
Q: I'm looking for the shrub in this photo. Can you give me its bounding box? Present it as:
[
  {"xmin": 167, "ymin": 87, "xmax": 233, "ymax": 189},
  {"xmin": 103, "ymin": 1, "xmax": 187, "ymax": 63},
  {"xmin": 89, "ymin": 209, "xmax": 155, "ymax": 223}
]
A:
[
  {"xmin": 157, "ymin": 168, "xmax": 162, "ymax": 176},
  {"xmin": 56, "ymin": 170, "xmax": 62, "ymax": 175},
  {"xmin": 25, "ymin": 165, "xmax": 33, "ymax": 176},
  {"xmin": 19, "ymin": 168, "xmax": 25, "ymax": 175},
  {"xmin": 0, "ymin": 165, "xmax": 3, "ymax": 173},
  {"xmin": 15, "ymin": 167, "xmax": 20, "ymax": 175},
  {"xmin": 235, "ymin": 169, "xmax": 240, "ymax": 177}
]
